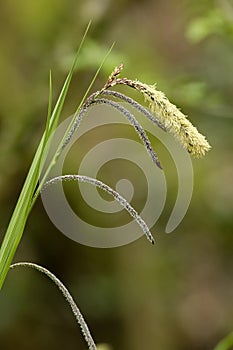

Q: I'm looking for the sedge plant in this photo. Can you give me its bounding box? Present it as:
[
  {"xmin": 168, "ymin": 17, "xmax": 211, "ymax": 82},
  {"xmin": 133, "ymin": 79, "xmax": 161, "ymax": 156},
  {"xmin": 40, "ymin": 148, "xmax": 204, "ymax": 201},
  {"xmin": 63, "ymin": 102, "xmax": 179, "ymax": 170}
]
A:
[
  {"xmin": 0, "ymin": 37, "xmax": 211, "ymax": 289},
  {"xmin": 2, "ymin": 24, "xmax": 226, "ymax": 350}
]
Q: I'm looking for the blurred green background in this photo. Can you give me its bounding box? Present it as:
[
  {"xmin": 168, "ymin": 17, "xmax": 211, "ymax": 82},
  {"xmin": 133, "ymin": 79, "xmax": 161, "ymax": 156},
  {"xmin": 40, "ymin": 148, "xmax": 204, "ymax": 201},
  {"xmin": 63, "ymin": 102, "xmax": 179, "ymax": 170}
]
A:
[{"xmin": 0, "ymin": 0, "xmax": 233, "ymax": 349}]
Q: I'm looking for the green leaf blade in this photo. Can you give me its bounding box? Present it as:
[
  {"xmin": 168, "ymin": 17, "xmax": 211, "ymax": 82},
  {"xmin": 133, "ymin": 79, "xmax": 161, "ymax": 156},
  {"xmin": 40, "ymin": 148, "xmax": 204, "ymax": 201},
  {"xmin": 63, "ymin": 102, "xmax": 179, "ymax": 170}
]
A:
[{"xmin": 0, "ymin": 22, "xmax": 92, "ymax": 289}]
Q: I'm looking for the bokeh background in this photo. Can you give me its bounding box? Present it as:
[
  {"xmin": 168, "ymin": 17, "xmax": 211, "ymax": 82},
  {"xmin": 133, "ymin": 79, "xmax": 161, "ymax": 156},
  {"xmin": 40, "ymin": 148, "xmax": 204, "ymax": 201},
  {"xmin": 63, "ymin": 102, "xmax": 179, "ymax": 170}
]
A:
[{"xmin": 0, "ymin": 0, "xmax": 233, "ymax": 349}]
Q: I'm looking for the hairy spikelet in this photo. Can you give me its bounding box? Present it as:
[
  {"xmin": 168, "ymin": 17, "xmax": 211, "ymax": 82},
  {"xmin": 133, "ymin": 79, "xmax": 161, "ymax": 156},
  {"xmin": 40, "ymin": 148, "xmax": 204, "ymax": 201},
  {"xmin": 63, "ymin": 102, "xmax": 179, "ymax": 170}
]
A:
[
  {"xmin": 10, "ymin": 262, "xmax": 97, "ymax": 350},
  {"xmin": 105, "ymin": 74, "xmax": 211, "ymax": 158}
]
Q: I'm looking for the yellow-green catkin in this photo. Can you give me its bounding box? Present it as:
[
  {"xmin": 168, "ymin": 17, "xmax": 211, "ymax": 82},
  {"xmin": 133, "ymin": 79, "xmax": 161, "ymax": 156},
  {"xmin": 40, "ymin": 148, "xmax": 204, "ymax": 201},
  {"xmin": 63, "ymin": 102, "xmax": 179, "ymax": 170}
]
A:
[
  {"xmin": 105, "ymin": 68, "xmax": 211, "ymax": 157},
  {"xmin": 133, "ymin": 81, "xmax": 211, "ymax": 157}
]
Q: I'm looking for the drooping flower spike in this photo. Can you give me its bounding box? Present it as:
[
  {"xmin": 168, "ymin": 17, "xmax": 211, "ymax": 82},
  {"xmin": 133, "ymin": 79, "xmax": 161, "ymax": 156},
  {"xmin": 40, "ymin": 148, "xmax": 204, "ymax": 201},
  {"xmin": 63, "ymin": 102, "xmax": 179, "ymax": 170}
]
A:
[
  {"xmin": 43, "ymin": 175, "xmax": 155, "ymax": 244},
  {"xmin": 10, "ymin": 262, "xmax": 97, "ymax": 350},
  {"xmin": 48, "ymin": 63, "xmax": 211, "ymax": 246}
]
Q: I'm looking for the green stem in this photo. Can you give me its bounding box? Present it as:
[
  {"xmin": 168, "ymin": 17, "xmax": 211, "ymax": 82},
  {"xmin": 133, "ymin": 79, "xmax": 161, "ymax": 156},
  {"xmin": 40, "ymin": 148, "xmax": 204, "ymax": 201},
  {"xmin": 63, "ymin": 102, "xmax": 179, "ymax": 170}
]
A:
[{"xmin": 0, "ymin": 22, "xmax": 92, "ymax": 289}]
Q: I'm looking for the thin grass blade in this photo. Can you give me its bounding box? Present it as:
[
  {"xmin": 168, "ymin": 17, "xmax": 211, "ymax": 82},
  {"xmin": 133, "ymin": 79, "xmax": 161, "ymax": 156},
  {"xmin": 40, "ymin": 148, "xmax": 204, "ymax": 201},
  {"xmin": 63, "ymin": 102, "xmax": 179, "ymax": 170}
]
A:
[
  {"xmin": 32, "ymin": 43, "xmax": 115, "ymax": 205},
  {"xmin": 0, "ymin": 23, "xmax": 91, "ymax": 289}
]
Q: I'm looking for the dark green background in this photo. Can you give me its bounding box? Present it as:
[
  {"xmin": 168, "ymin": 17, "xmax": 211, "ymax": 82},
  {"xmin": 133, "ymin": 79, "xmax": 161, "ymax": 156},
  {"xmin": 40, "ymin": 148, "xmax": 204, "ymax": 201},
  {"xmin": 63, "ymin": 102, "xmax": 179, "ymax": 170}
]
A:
[{"xmin": 0, "ymin": 0, "xmax": 233, "ymax": 349}]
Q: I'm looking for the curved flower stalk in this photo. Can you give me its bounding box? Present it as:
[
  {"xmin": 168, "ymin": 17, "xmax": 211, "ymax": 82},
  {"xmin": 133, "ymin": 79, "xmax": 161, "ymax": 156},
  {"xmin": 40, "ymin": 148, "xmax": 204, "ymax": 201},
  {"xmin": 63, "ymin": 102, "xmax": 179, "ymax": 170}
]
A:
[
  {"xmin": 43, "ymin": 175, "xmax": 155, "ymax": 244},
  {"xmin": 61, "ymin": 91, "xmax": 162, "ymax": 169},
  {"xmin": 61, "ymin": 104, "xmax": 90, "ymax": 151},
  {"xmin": 103, "ymin": 64, "xmax": 211, "ymax": 158},
  {"xmin": 89, "ymin": 98, "xmax": 161, "ymax": 169},
  {"xmin": 10, "ymin": 262, "xmax": 97, "ymax": 350},
  {"xmin": 100, "ymin": 89, "xmax": 166, "ymax": 131}
]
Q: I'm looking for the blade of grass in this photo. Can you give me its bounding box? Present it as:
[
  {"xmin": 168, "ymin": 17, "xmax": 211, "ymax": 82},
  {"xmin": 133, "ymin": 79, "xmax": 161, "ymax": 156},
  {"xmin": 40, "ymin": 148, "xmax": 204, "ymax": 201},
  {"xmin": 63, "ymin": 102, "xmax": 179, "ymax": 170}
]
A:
[
  {"xmin": 44, "ymin": 70, "xmax": 53, "ymax": 146},
  {"xmin": 46, "ymin": 21, "xmax": 92, "ymax": 137},
  {"xmin": 34, "ymin": 70, "xmax": 53, "ymax": 184},
  {"xmin": 213, "ymin": 332, "xmax": 233, "ymax": 350},
  {"xmin": 0, "ymin": 22, "xmax": 92, "ymax": 289},
  {"xmin": 31, "ymin": 42, "xmax": 115, "ymax": 206}
]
